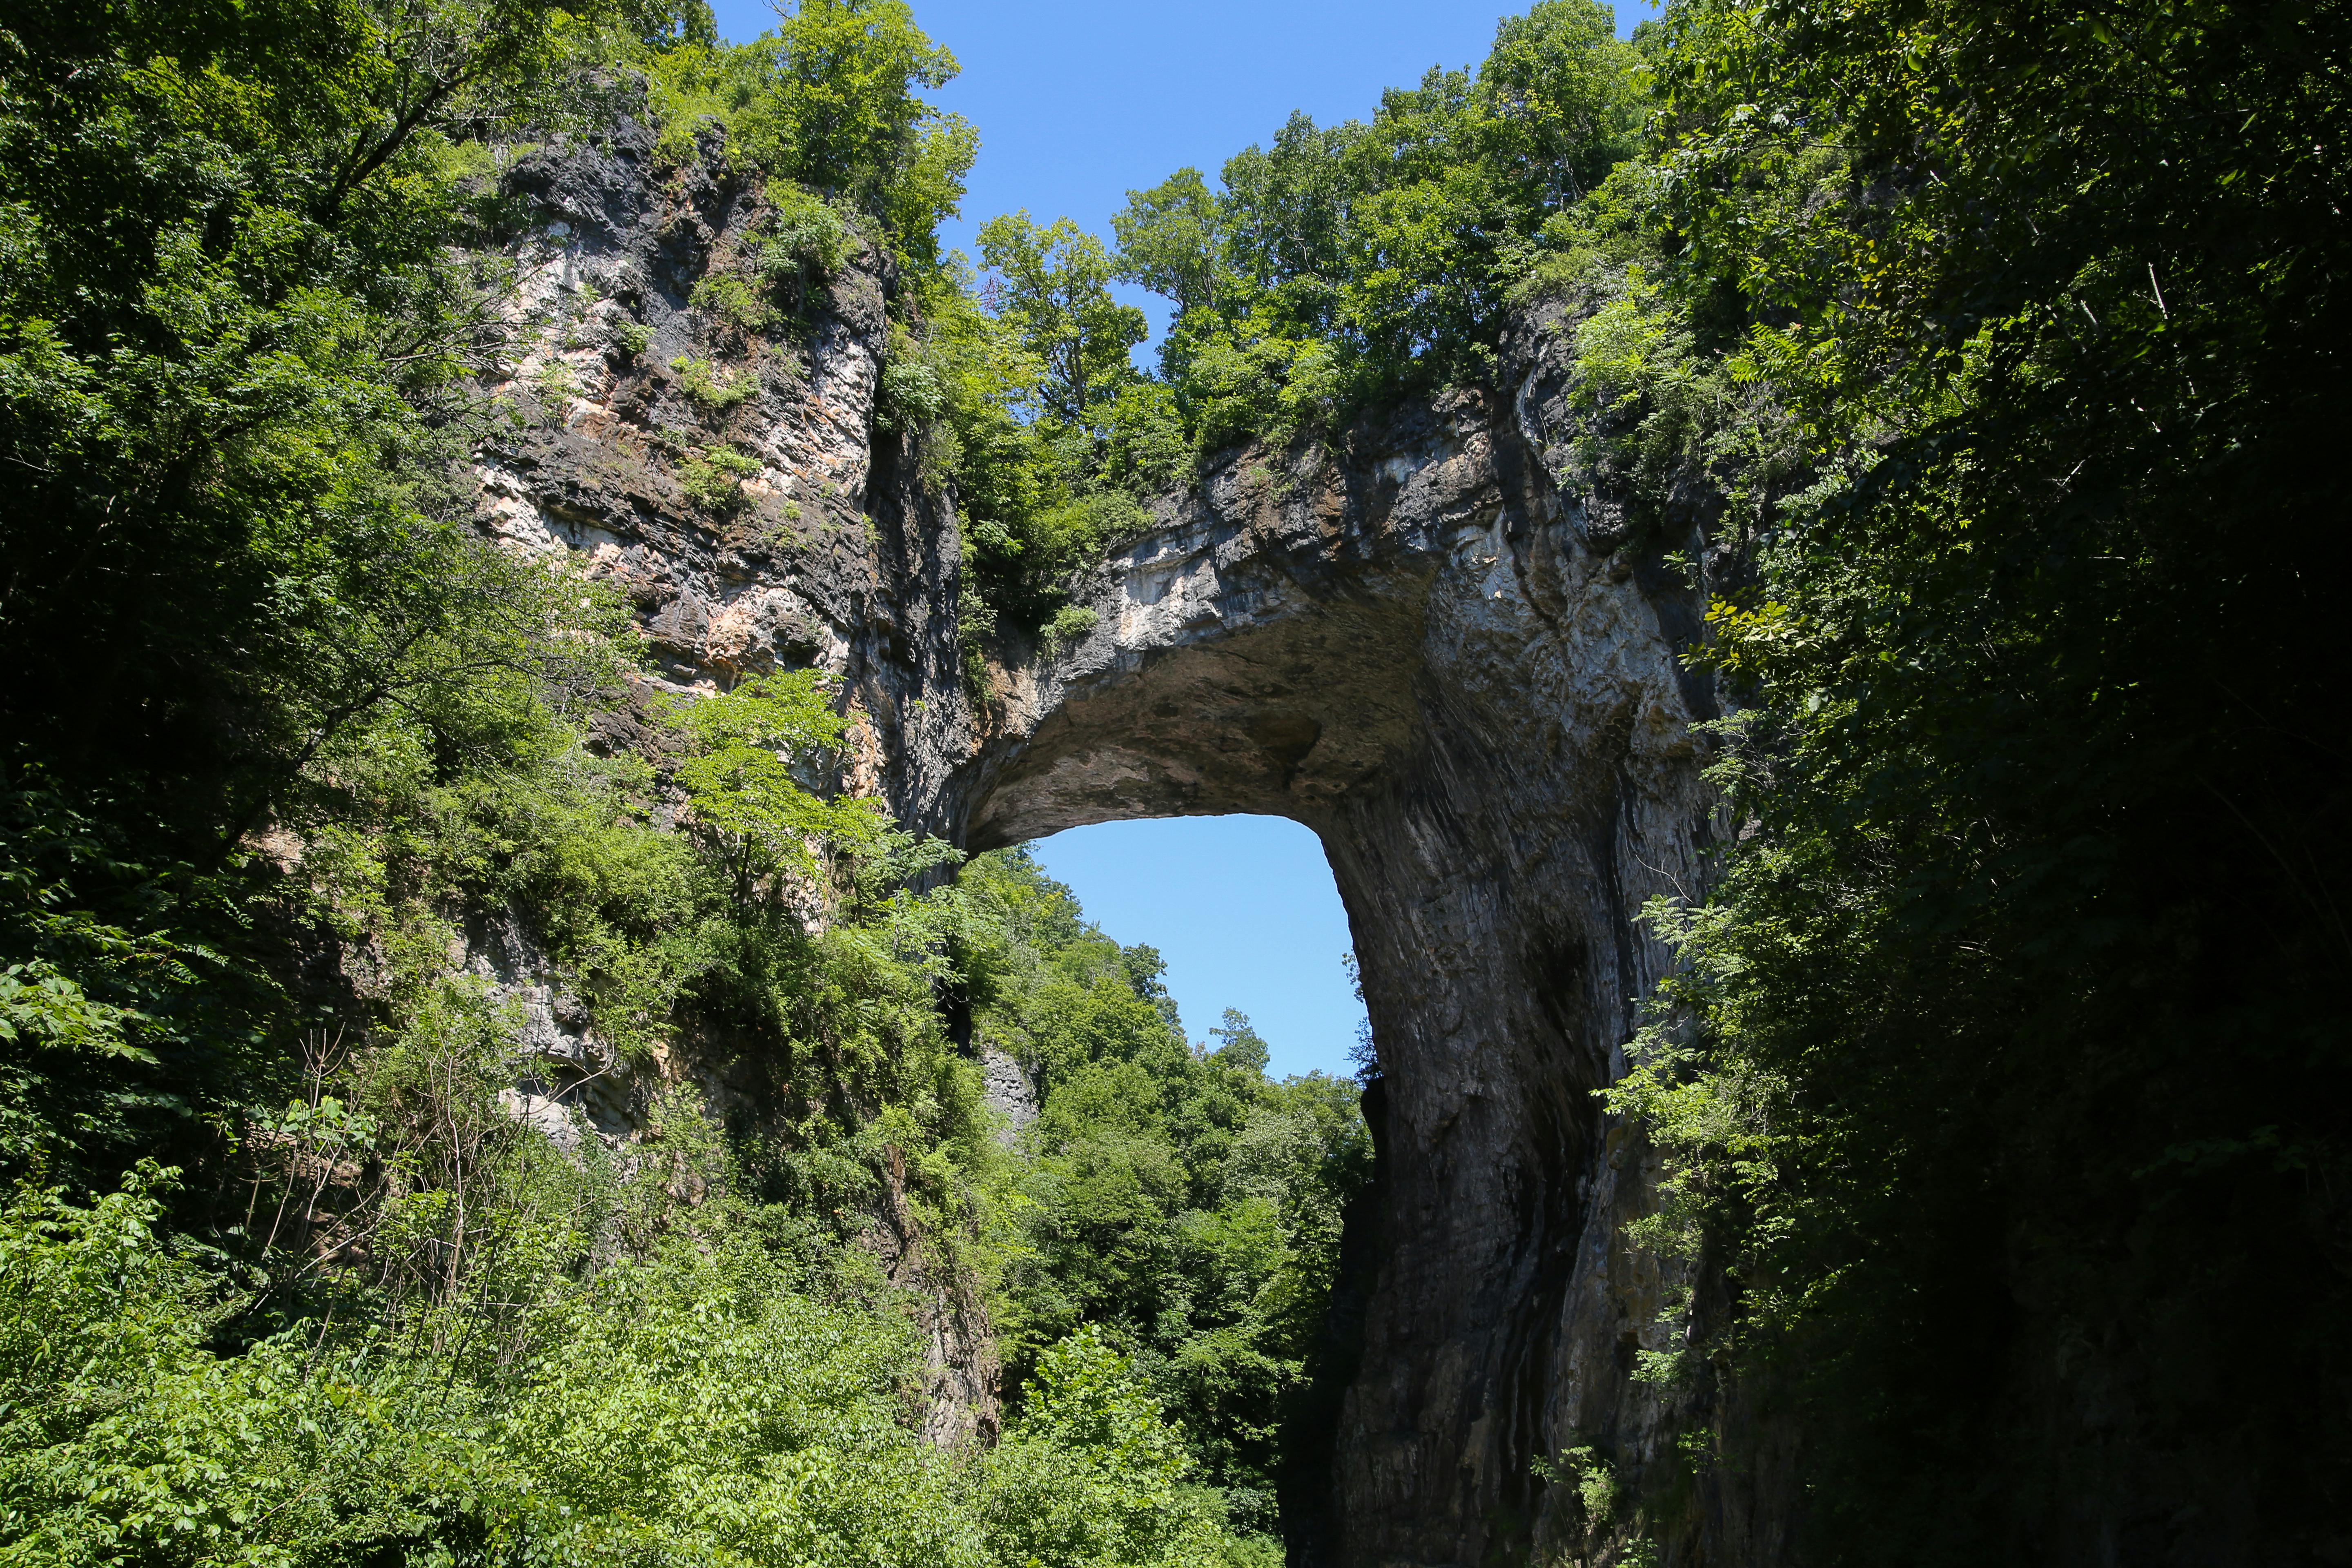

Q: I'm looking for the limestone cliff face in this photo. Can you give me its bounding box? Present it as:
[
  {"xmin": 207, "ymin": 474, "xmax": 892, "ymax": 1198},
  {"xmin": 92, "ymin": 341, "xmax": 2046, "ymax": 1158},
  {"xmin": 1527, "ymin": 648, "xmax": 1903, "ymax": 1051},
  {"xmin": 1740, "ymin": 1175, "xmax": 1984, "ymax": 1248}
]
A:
[
  {"xmin": 462, "ymin": 115, "xmax": 993, "ymax": 1446},
  {"xmin": 471, "ymin": 115, "xmax": 974, "ymax": 829},
  {"xmin": 478, "ymin": 125, "xmax": 1762, "ymax": 1564}
]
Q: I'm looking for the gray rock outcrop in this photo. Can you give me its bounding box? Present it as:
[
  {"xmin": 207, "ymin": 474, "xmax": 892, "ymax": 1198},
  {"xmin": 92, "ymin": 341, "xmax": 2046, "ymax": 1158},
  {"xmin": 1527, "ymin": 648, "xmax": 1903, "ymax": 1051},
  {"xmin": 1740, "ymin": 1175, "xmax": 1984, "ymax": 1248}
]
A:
[{"xmin": 951, "ymin": 363, "xmax": 1752, "ymax": 1565}]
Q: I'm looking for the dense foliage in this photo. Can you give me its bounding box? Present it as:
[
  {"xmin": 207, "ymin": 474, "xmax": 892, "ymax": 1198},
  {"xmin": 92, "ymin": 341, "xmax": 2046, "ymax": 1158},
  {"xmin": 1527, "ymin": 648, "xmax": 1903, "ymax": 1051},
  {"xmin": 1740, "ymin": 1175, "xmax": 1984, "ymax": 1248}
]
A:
[
  {"xmin": 1587, "ymin": 0, "xmax": 2352, "ymax": 1558},
  {"xmin": 919, "ymin": 0, "xmax": 2352, "ymax": 1554},
  {"xmin": 9, "ymin": 0, "xmax": 2347, "ymax": 1559},
  {"xmin": 960, "ymin": 853, "xmax": 1370, "ymax": 1536},
  {"xmin": 0, "ymin": 1118, "xmax": 1249, "ymax": 1566},
  {"xmin": 945, "ymin": 0, "xmax": 2350, "ymax": 1550},
  {"xmin": 0, "ymin": 0, "xmax": 783, "ymax": 1180}
]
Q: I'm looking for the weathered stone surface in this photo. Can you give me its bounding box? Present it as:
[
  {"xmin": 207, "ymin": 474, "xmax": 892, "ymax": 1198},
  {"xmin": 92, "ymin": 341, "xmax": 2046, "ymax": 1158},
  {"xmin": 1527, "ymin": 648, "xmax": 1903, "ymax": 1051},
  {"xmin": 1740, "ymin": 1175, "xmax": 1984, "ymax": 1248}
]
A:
[
  {"xmin": 980, "ymin": 1044, "xmax": 1040, "ymax": 1144},
  {"xmin": 476, "ymin": 126, "xmax": 1757, "ymax": 1561},
  {"xmin": 470, "ymin": 111, "xmax": 973, "ymax": 822}
]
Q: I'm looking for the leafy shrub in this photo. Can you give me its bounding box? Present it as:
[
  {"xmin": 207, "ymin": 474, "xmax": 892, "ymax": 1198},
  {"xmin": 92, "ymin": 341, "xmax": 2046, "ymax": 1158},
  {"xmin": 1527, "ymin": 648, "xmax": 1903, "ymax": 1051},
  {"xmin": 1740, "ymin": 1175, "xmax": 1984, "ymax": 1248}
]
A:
[
  {"xmin": 666, "ymin": 670, "xmax": 880, "ymax": 892},
  {"xmin": 671, "ymin": 354, "xmax": 755, "ymax": 410},
  {"xmin": 1039, "ymin": 605, "xmax": 1099, "ymax": 659},
  {"xmin": 958, "ymin": 851, "xmax": 1373, "ymax": 1534},
  {"xmin": 1102, "ymin": 382, "xmax": 1190, "ymax": 492},
  {"xmin": 535, "ymin": 356, "xmax": 581, "ymax": 416},
  {"xmin": 641, "ymin": 10, "xmax": 972, "ymax": 244},
  {"xmin": 690, "ymin": 271, "xmax": 775, "ymax": 336},
  {"xmin": 607, "ymin": 317, "xmax": 653, "ymax": 360},
  {"xmin": 984, "ymin": 1327, "xmax": 1234, "ymax": 1566},
  {"xmin": 759, "ymin": 180, "xmax": 860, "ymax": 321},
  {"xmin": 679, "ymin": 443, "xmax": 762, "ymax": 512},
  {"xmin": 879, "ymin": 346, "xmax": 949, "ymax": 432},
  {"xmin": 1172, "ymin": 330, "xmax": 1343, "ymax": 454}
]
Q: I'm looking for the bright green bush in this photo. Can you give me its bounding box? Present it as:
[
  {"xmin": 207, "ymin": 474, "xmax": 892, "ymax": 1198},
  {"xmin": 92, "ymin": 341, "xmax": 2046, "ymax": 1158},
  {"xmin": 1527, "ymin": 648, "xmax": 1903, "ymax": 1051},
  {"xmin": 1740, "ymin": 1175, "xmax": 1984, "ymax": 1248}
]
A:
[
  {"xmin": 936, "ymin": 0, "xmax": 1650, "ymax": 643},
  {"xmin": 984, "ymin": 1327, "xmax": 1242, "ymax": 1568},
  {"xmin": 672, "ymin": 354, "xmax": 757, "ymax": 411},
  {"xmin": 680, "ymin": 443, "xmax": 762, "ymax": 510},
  {"xmin": 0, "ymin": 1154, "xmax": 1271, "ymax": 1567}
]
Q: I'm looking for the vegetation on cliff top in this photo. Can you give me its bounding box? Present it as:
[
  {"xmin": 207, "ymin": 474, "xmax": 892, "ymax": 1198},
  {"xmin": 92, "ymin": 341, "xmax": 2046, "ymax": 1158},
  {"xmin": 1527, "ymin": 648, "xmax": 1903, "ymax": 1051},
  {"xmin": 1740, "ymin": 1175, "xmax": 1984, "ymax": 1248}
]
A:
[{"xmin": 921, "ymin": 0, "xmax": 1654, "ymax": 634}]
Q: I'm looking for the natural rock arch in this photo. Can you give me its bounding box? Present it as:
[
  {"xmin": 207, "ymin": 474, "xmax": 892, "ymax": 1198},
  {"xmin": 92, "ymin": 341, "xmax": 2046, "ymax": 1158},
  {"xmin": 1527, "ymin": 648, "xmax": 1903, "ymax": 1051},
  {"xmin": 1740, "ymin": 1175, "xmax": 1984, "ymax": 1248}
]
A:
[{"xmin": 936, "ymin": 373, "xmax": 1760, "ymax": 1565}]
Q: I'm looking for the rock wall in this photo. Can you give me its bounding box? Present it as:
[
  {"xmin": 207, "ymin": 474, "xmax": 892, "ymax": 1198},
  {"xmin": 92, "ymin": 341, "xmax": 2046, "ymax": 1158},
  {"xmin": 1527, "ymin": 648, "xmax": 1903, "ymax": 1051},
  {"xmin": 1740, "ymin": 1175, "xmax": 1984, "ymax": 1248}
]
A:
[
  {"xmin": 463, "ymin": 115, "xmax": 995, "ymax": 1447},
  {"xmin": 473, "ymin": 115, "xmax": 974, "ymax": 828},
  {"xmin": 478, "ymin": 121, "xmax": 1767, "ymax": 1564}
]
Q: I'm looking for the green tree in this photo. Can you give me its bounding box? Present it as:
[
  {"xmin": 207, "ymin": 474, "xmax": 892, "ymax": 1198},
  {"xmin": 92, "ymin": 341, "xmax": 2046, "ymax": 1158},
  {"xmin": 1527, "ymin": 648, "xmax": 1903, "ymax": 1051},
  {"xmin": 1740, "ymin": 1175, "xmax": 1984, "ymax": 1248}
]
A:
[
  {"xmin": 958, "ymin": 851, "xmax": 1371, "ymax": 1539},
  {"xmin": 649, "ymin": 0, "xmax": 975, "ymax": 258},
  {"xmin": 0, "ymin": 0, "xmax": 718, "ymax": 1177},
  {"xmin": 0, "ymin": 0, "xmax": 690, "ymax": 815},
  {"xmin": 1110, "ymin": 3, "xmax": 1648, "ymax": 441},
  {"xmin": 1112, "ymin": 167, "xmax": 1229, "ymax": 322},
  {"xmin": 667, "ymin": 670, "xmax": 880, "ymax": 903},
  {"xmin": 759, "ymin": 0, "xmax": 959, "ymax": 201},
  {"xmin": 1474, "ymin": 0, "xmax": 1646, "ymax": 210},
  {"xmin": 1219, "ymin": 111, "xmax": 1369, "ymax": 313},
  {"xmin": 985, "ymin": 1326, "xmax": 1240, "ymax": 1568},
  {"xmin": 978, "ymin": 212, "xmax": 1148, "ymax": 423}
]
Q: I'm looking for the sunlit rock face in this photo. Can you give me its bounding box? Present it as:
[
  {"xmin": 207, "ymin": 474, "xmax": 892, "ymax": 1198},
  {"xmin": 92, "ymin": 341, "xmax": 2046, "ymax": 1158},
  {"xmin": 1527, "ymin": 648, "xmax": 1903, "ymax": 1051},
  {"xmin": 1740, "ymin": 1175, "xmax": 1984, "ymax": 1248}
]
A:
[
  {"xmin": 465, "ymin": 112, "xmax": 993, "ymax": 1448},
  {"xmin": 947, "ymin": 334, "xmax": 1764, "ymax": 1566},
  {"xmin": 467, "ymin": 111, "xmax": 976, "ymax": 825},
  {"xmin": 481, "ymin": 121, "xmax": 1765, "ymax": 1564}
]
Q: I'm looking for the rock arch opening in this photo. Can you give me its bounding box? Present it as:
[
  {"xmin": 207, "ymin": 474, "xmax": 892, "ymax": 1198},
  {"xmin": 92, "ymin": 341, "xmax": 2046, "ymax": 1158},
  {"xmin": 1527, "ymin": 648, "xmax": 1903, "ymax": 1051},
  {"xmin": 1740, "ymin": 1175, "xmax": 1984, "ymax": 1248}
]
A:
[{"xmin": 1022, "ymin": 816, "xmax": 1366, "ymax": 1079}]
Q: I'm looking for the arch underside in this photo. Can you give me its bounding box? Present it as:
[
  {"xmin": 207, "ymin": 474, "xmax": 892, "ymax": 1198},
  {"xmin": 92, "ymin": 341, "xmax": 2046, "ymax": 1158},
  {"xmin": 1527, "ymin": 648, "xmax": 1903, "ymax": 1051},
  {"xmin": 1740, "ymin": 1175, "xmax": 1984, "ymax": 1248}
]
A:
[{"xmin": 962, "ymin": 595, "xmax": 1425, "ymax": 849}]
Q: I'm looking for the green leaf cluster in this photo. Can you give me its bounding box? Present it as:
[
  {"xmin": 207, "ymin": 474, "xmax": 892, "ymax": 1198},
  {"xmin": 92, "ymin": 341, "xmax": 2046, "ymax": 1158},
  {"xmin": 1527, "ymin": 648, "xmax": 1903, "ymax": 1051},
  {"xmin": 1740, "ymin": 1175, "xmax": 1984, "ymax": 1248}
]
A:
[
  {"xmin": 667, "ymin": 669, "xmax": 880, "ymax": 893},
  {"xmin": 0, "ymin": 1149, "xmax": 1255, "ymax": 1566},
  {"xmin": 643, "ymin": 0, "xmax": 974, "ymax": 267},
  {"xmin": 0, "ymin": 3, "xmax": 1338, "ymax": 1561},
  {"xmin": 679, "ymin": 441, "xmax": 764, "ymax": 511},
  {"xmin": 1120, "ymin": 0, "xmax": 1647, "ymax": 417}
]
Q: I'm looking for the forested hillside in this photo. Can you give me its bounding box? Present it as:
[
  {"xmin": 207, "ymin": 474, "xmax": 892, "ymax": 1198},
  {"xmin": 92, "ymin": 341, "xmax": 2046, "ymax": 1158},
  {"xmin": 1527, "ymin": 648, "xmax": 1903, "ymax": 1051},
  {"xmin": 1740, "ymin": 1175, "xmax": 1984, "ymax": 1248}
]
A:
[{"xmin": 4, "ymin": 0, "xmax": 2348, "ymax": 1562}]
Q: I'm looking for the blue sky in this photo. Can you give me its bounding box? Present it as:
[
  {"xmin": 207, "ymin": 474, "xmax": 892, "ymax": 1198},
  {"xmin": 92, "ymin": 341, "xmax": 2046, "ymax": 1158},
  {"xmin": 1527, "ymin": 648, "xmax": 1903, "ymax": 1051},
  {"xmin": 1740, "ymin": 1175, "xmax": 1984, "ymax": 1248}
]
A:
[
  {"xmin": 1027, "ymin": 817, "xmax": 1361, "ymax": 1079},
  {"xmin": 696, "ymin": 0, "xmax": 1656, "ymax": 1076}
]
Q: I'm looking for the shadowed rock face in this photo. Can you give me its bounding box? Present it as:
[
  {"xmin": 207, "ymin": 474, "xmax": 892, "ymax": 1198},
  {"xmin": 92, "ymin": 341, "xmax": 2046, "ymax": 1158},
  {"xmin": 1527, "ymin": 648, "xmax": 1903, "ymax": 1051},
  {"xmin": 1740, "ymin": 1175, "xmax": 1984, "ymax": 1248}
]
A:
[{"xmin": 478, "ymin": 122, "xmax": 1777, "ymax": 1566}]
